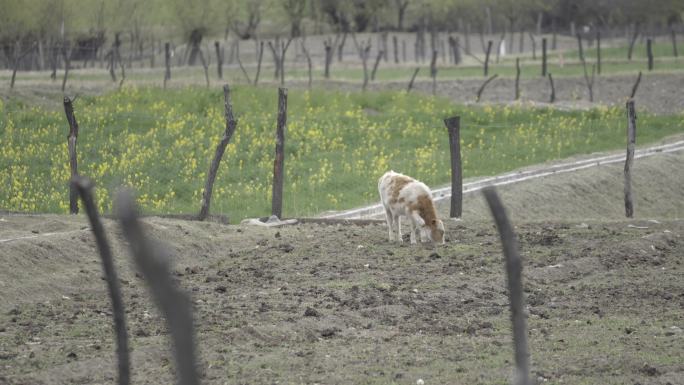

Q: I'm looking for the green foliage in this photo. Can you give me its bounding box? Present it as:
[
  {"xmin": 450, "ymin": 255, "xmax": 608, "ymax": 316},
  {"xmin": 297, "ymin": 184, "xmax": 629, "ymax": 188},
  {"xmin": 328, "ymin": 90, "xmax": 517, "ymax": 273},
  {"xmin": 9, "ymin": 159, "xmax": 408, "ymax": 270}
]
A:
[{"xmin": 2, "ymin": 86, "xmax": 682, "ymax": 220}]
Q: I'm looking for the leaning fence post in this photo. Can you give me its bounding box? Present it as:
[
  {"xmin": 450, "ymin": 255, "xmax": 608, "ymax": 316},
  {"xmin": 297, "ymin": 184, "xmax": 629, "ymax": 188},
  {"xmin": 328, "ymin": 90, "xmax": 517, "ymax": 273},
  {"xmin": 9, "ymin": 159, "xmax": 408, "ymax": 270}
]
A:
[
  {"xmin": 72, "ymin": 176, "xmax": 130, "ymax": 385},
  {"xmin": 407, "ymin": 67, "xmax": 420, "ymax": 92},
  {"xmin": 271, "ymin": 88, "xmax": 288, "ymax": 219},
  {"xmin": 444, "ymin": 117, "xmax": 462, "ymax": 218},
  {"xmin": 514, "ymin": 58, "xmax": 521, "ymax": 100},
  {"xmin": 63, "ymin": 96, "xmax": 79, "ymax": 214},
  {"xmin": 482, "ymin": 187, "xmax": 531, "ymax": 385},
  {"xmin": 541, "ymin": 37, "xmax": 547, "ymax": 77},
  {"xmin": 430, "ymin": 49, "xmax": 438, "ymax": 95},
  {"xmin": 199, "ymin": 85, "xmax": 238, "ymax": 221},
  {"xmin": 484, "ymin": 40, "xmax": 493, "ymax": 76},
  {"xmin": 624, "ymin": 100, "xmax": 637, "ymax": 218},
  {"xmin": 164, "ymin": 42, "xmax": 171, "ymax": 88}
]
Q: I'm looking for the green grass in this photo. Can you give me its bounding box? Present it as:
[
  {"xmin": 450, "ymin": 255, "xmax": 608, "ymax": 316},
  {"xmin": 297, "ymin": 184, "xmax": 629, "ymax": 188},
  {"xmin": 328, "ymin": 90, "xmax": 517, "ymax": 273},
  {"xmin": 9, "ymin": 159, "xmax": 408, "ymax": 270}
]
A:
[{"xmin": 1, "ymin": 86, "xmax": 683, "ymax": 221}]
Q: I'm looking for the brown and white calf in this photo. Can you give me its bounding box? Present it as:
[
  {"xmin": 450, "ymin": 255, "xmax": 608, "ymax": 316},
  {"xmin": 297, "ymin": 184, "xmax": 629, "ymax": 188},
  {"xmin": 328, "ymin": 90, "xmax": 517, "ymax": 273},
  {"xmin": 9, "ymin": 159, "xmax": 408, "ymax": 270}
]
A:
[{"xmin": 378, "ymin": 170, "xmax": 445, "ymax": 244}]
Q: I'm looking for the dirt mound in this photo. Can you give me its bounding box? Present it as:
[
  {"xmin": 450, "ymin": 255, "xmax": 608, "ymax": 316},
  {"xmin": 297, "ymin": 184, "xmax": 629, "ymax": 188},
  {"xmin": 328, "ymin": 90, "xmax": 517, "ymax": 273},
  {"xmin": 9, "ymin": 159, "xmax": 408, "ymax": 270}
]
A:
[{"xmin": 2, "ymin": 150, "xmax": 684, "ymax": 384}]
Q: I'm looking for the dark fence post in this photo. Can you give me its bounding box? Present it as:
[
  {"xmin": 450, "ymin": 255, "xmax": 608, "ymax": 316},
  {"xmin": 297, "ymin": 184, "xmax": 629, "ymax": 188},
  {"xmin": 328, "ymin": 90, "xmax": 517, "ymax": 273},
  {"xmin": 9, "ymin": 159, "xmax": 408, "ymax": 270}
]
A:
[
  {"xmin": 199, "ymin": 85, "xmax": 238, "ymax": 221},
  {"xmin": 630, "ymin": 71, "xmax": 642, "ymax": 99},
  {"xmin": 541, "ymin": 37, "xmax": 547, "ymax": 76},
  {"xmin": 254, "ymin": 41, "xmax": 264, "ymax": 86},
  {"xmin": 407, "ymin": 67, "xmax": 420, "ymax": 92},
  {"xmin": 515, "ymin": 58, "xmax": 521, "ymax": 100},
  {"xmin": 624, "ymin": 100, "xmax": 637, "ymax": 218},
  {"xmin": 164, "ymin": 42, "xmax": 171, "ymax": 88},
  {"xmin": 271, "ymin": 88, "xmax": 288, "ymax": 219},
  {"xmin": 72, "ymin": 176, "xmax": 130, "ymax": 385},
  {"xmin": 576, "ymin": 32, "xmax": 584, "ymax": 62},
  {"xmin": 596, "ymin": 30, "xmax": 602, "ymax": 75},
  {"xmin": 371, "ymin": 50, "xmax": 384, "ymax": 81},
  {"xmin": 214, "ymin": 41, "xmax": 223, "ymax": 79},
  {"xmin": 430, "ymin": 49, "xmax": 438, "ymax": 95},
  {"xmin": 671, "ymin": 29, "xmax": 678, "ymax": 57},
  {"xmin": 646, "ymin": 38, "xmax": 653, "ymax": 71},
  {"xmin": 548, "ymin": 73, "xmax": 555, "ymax": 103},
  {"xmin": 444, "ymin": 117, "xmax": 462, "ymax": 218},
  {"xmin": 63, "ymin": 96, "xmax": 79, "ymax": 214},
  {"xmin": 393, "ymin": 35, "xmax": 399, "ymax": 63},
  {"xmin": 484, "ymin": 40, "xmax": 493, "ymax": 76},
  {"xmin": 482, "ymin": 187, "xmax": 531, "ymax": 385}
]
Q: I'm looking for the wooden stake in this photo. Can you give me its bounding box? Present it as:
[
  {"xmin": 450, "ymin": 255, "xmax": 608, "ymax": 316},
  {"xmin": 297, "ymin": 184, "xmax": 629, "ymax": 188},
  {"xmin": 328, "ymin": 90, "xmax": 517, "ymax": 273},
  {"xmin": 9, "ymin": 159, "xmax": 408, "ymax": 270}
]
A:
[
  {"xmin": 163, "ymin": 42, "xmax": 171, "ymax": 88},
  {"xmin": 63, "ymin": 96, "xmax": 79, "ymax": 214},
  {"xmin": 646, "ymin": 38, "xmax": 653, "ymax": 71},
  {"xmin": 596, "ymin": 30, "xmax": 602, "ymax": 75},
  {"xmin": 430, "ymin": 49, "xmax": 438, "ymax": 95},
  {"xmin": 407, "ymin": 67, "xmax": 420, "ymax": 92},
  {"xmin": 630, "ymin": 71, "xmax": 642, "ymax": 99},
  {"xmin": 515, "ymin": 58, "xmax": 521, "ymax": 100},
  {"xmin": 444, "ymin": 117, "xmax": 462, "ymax": 218},
  {"xmin": 541, "ymin": 38, "xmax": 547, "ymax": 76},
  {"xmin": 254, "ymin": 41, "xmax": 264, "ymax": 86},
  {"xmin": 484, "ymin": 40, "xmax": 493, "ymax": 76},
  {"xmin": 548, "ymin": 73, "xmax": 556, "ymax": 103},
  {"xmin": 199, "ymin": 85, "xmax": 238, "ymax": 221},
  {"xmin": 482, "ymin": 187, "xmax": 531, "ymax": 385},
  {"xmin": 624, "ymin": 100, "xmax": 637, "ymax": 218},
  {"xmin": 272, "ymin": 88, "xmax": 288, "ymax": 219},
  {"xmin": 214, "ymin": 41, "xmax": 223, "ymax": 79}
]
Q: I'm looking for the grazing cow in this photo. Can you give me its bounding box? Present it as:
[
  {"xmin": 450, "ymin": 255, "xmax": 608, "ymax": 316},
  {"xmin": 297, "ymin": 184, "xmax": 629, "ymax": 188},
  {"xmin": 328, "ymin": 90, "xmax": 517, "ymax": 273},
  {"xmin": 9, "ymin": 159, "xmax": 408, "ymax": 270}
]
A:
[{"xmin": 378, "ymin": 170, "xmax": 445, "ymax": 244}]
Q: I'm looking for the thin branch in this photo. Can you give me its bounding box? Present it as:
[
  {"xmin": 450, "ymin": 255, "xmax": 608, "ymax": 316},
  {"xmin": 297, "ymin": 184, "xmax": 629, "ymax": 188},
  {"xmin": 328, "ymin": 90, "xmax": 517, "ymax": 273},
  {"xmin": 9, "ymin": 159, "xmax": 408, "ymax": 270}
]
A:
[
  {"xmin": 476, "ymin": 74, "xmax": 499, "ymax": 102},
  {"xmin": 73, "ymin": 177, "xmax": 130, "ymax": 385},
  {"xmin": 116, "ymin": 190, "xmax": 200, "ymax": 385}
]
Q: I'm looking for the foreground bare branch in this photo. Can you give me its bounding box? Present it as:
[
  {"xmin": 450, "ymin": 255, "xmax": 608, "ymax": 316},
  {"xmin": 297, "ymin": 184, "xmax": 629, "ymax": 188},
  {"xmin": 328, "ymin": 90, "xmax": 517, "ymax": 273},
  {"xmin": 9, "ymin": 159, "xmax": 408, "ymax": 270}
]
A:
[
  {"xmin": 482, "ymin": 187, "xmax": 531, "ymax": 385},
  {"xmin": 72, "ymin": 176, "xmax": 130, "ymax": 385},
  {"xmin": 116, "ymin": 190, "xmax": 200, "ymax": 385}
]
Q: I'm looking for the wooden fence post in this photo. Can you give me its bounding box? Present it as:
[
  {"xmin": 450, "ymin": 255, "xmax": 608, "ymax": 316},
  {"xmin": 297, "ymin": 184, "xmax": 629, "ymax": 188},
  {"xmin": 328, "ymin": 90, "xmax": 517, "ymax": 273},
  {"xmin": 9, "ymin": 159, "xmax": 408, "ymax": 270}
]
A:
[
  {"xmin": 164, "ymin": 42, "xmax": 171, "ymax": 88},
  {"xmin": 624, "ymin": 100, "xmax": 637, "ymax": 218},
  {"xmin": 214, "ymin": 41, "xmax": 223, "ymax": 79},
  {"xmin": 393, "ymin": 35, "xmax": 399, "ymax": 63},
  {"xmin": 671, "ymin": 29, "xmax": 678, "ymax": 57},
  {"xmin": 646, "ymin": 38, "xmax": 654, "ymax": 71},
  {"xmin": 254, "ymin": 41, "xmax": 264, "ymax": 86},
  {"xmin": 407, "ymin": 67, "xmax": 420, "ymax": 92},
  {"xmin": 430, "ymin": 50, "xmax": 438, "ymax": 95},
  {"xmin": 630, "ymin": 71, "xmax": 642, "ymax": 99},
  {"xmin": 515, "ymin": 58, "xmax": 521, "ymax": 100},
  {"xmin": 199, "ymin": 85, "xmax": 238, "ymax": 221},
  {"xmin": 272, "ymin": 88, "xmax": 288, "ymax": 219},
  {"xmin": 371, "ymin": 50, "xmax": 384, "ymax": 81},
  {"xmin": 576, "ymin": 32, "xmax": 584, "ymax": 62},
  {"xmin": 72, "ymin": 176, "xmax": 130, "ymax": 385},
  {"xmin": 444, "ymin": 117, "xmax": 462, "ymax": 218},
  {"xmin": 548, "ymin": 73, "xmax": 555, "ymax": 103},
  {"xmin": 482, "ymin": 187, "xmax": 531, "ymax": 385},
  {"xmin": 484, "ymin": 40, "xmax": 493, "ymax": 76},
  {"xmin": 596, "ymin": 30, "xmax": 602, "ymax": 75},
  {"xmin": 541, "ymin": 38, "xmax": 547, "ymax": 76},
  {"xmin": 63, "ymin": 96, "xmax": 79, "ymax": 214}
]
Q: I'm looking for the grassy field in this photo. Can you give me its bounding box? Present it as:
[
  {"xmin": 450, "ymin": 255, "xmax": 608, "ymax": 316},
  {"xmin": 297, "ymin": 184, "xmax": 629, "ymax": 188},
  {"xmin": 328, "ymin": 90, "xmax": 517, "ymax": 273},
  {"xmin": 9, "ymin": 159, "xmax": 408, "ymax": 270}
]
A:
[{"xmin": 1, "ymin": 85, "xmax": 683, "ymax": 221}]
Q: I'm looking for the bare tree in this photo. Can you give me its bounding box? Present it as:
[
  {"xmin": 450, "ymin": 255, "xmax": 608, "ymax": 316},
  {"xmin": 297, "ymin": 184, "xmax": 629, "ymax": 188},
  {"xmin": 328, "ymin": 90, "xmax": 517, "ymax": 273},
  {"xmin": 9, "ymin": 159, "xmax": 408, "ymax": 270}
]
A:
[
  {"xmin": 232, "ymin": 1, "xmax": 262, "ymax": 40},
  {"xmin": 395, "ymin": 0, "xmax": 409, "ymax": 30},
  {"xmin": 283, "ymin": 0, "xmax": 307, "ymax": 38}
]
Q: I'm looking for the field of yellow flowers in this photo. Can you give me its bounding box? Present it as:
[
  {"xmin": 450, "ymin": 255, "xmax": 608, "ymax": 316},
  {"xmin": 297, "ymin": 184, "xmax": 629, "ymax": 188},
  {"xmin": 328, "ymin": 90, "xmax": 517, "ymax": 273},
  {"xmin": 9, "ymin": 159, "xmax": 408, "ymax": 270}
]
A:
[{"xmin": 1, "ymin": 86, "xmax": 682, "ymax": 221}]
